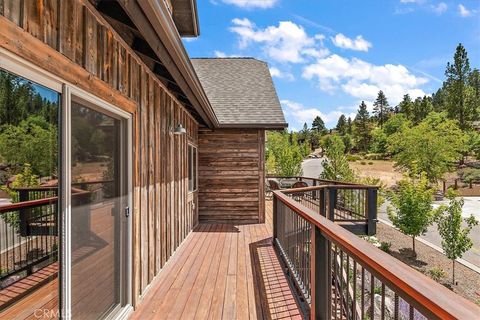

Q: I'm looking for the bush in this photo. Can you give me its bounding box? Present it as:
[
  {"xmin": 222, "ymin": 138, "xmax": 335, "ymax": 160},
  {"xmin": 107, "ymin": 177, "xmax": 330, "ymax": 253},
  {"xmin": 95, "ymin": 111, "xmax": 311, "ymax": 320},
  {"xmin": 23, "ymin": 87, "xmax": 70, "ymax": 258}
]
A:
[
  {"xmin": 365, "ymin": 153, "xmax": 385, "ymax": 160},
  {"xmin": 360, "ymin": 161, "xmax": 367, "ymax": 165},
  {"xmin": 368, "ymin": 161, "xmax": 374, "ymax": 165},
  {"xmin": 380, "ymin": 241, "xmax": 392, "ymax": 253},
  {"xmin": 346, "ymin": 154, "xmax": 362, "ymax": 162},
  {"xmin": 458, "ymin": 168, "xmax": 480, "ymax": 183},
  {"xmin": 428, "ymin": 267, "xmax": 446, "ymax": 282}
]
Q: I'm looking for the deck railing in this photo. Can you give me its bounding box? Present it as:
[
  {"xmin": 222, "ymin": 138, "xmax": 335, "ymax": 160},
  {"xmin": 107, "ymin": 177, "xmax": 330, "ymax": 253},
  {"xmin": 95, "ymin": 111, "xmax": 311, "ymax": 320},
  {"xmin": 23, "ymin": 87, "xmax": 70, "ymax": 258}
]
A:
[
  {"xmin": 273, "ymin": 189, "xmax": 480, "ymax": 320},
  {"xmin": 0, "ymin": 182, "xmax": 102, "ymax": 286},
  {"xmin": 268, "ymin": 176, "xmax": 377, "ymax": 235},
  {"xmin": 0, "ymin": 188, "xmax": 58, "ymax": 285}
]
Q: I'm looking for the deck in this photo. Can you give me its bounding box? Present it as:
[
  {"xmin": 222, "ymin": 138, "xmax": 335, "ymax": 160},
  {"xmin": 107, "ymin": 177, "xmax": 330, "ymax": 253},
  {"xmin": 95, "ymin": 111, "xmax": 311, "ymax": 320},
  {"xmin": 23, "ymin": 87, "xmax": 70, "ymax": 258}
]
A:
[{"xmin": 131, "ymin": 201, "xmax": 303, "ymax": 319}]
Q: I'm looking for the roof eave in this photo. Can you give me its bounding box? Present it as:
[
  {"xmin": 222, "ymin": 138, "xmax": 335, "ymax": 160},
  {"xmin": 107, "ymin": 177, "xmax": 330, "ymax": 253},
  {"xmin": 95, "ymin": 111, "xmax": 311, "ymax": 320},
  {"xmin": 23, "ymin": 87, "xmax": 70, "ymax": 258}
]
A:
[
  {"xmin": 171, "ymin": 0, "xmax": 200, "ymax": 37},
  {"xmin": 216, "ymin": 123, "xmax": 289, "ymax": 130},
  {"xmin": 119, "ymin": 0, "xmax": 218, "ymax": 128}
]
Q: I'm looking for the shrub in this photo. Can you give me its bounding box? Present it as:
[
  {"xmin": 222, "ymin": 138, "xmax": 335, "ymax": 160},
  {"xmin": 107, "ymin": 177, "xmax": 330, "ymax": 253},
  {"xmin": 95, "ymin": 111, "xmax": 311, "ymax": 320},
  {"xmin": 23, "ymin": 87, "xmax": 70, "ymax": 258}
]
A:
[
  {"xmin": 365, "ymin": 153, "xmax": 385, "ymax": 160},
  {"xmin": 458, "ymin": 168, "xmax": 480, "ymax": 183},
  {"xmin": 360, "ymin": 161, "xmax": 367, "ymax": 165},
  {"xmin": 428, "ymin": 267, "xmax": 446, "ymax": 282},
  {"xmin": 368, "ymin": 161, "xmax": 374, "ymax": 165},
  {"xmin": 346, "ymin": 154, "xmax": 362, "ymax": 162},
  {"xmin": 380, "ymin": 241, "xmax": 391, "ymax": 253}
]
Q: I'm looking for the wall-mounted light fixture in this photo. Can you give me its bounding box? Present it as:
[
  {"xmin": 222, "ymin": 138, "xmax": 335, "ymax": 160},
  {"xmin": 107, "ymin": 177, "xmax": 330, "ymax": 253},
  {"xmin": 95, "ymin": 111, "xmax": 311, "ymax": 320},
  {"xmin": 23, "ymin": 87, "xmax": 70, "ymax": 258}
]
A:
[{"xmin": 173, "ymin": 124, "xmax": 187, "ymax": 135}]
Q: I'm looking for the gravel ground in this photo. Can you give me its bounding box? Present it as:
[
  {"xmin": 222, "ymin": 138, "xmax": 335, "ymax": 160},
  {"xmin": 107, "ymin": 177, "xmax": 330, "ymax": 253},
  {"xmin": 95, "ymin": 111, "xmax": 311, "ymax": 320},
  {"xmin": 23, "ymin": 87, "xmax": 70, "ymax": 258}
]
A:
[{"xmin": 376, "ymin": 222, "xmax": 480, "ymax": 305}]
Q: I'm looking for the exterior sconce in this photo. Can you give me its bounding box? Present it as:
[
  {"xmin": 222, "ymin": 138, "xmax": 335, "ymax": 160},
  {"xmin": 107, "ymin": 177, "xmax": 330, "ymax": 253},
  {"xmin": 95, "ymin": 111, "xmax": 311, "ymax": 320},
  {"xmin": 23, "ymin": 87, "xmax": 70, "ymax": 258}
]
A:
[{"xmin": 173, "ymin": 124, "xmax": 187, "ymax": 135}]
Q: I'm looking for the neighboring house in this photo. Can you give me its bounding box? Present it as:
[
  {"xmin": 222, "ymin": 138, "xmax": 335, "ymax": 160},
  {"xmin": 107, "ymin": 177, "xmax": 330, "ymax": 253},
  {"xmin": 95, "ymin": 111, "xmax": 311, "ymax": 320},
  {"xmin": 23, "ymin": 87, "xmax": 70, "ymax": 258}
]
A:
[{"xmin": 0, "ymin": 1, "xmax": 478, "ymax": 319}]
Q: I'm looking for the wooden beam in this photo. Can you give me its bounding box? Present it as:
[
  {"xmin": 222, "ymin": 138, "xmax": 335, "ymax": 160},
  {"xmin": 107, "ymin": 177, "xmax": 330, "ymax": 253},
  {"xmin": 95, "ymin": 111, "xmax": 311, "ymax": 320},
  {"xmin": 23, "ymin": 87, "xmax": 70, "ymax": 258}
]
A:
[{"xmin": 0, "ymin": 15, "xmax": 136, "ymax": 114}]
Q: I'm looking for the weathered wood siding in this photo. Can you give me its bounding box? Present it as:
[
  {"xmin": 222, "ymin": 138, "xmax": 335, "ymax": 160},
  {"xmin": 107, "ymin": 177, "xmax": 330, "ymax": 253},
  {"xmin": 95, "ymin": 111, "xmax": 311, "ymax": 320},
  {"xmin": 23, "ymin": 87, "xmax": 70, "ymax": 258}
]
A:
[
  {"xmin": 0, "ymin": 0, "xmax": 198, "ymax": 304},
  {"xmin": 198, "ymin": 129, "xmax": 265, "ymax": 224}
]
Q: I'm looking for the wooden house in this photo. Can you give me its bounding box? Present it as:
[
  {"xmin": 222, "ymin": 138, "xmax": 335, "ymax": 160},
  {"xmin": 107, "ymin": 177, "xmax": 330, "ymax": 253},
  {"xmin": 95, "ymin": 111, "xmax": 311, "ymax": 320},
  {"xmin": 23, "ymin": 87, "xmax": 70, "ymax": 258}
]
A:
[{"xmin": 0, "ymin": 1, "xmax": 478, "ymax": 319}]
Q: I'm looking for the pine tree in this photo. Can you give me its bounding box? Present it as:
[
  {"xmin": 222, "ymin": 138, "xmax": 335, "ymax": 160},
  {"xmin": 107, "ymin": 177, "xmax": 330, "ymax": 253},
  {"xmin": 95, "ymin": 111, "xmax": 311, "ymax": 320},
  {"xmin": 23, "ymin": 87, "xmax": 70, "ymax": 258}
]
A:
[
  {"xmin": 373, "ymin": 90, "xmax": 391, "ymax": 127},
  {"xmin": 398, "ymin": 94, "xmax": 414, "ymax": 120},
  {"xmin": 336, "ymin": 114, "xmax": 347, "ymax": 135},
  {"xmin": 346, "ymin": 117, "xmax": 353, "ymax": 135},
  {"xmin": 444, "ymin": 43, "xmax": 475, "ymax": 130},
  {"xmin": 432, "ymin": 88, "xmax": 446, "ymax": 112},
  {"xmin": 311, "ymin": 116, "xmax": 327, "ymax": 135},
  {"xmin": 353, "ymin": 101, "xmax": 371, "ymax": 151}
]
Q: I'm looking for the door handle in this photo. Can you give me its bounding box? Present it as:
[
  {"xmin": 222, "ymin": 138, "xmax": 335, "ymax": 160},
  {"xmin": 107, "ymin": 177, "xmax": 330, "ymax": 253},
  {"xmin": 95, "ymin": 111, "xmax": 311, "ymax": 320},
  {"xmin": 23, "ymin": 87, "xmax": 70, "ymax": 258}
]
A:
[{"xmin": 125, "ymin": 206, "xmax": 130, "ymax": 218}]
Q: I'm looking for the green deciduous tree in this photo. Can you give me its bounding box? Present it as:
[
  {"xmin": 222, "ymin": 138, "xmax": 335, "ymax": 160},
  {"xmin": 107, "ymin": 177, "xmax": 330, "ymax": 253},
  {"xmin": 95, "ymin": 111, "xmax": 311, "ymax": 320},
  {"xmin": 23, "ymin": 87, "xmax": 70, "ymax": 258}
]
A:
[
  {"xmin": 389, "ymin": 112, "xmax": 467, "ymax": 182},
  {"xmin": 0, "ymin": 115, "xmax": 57, "ymax": 176},
  {"xmin": 388, "ymin": 172, "xmax": 435, "ymax": 255},
  {"xmin": 353, "ymin": 101, "xmax": 372, "ymax": 152},
  {"xmin": 320, "ymin": 135, "xmax": 355, "ymax": 182},
  {"xmin": 373, "ymin": 90, "xmax": 392, "ymax": 128},
  {"xmin": 434, "ymin": 190, "xmax": 479, "ymax": 284},
  {"xmin": 266, "ymin": 131, "xmax": 303, "ymax": 176}
]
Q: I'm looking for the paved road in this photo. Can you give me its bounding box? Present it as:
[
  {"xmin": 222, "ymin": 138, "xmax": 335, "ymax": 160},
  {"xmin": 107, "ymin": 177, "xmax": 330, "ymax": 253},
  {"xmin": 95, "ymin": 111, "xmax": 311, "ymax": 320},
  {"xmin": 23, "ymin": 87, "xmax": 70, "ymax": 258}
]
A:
[
  {"xmin": 302, "ymin": 158, "xmax": 324, "ymax": 178},
  {"xmin": 301, "ymin": 159, "xmax": 480, "ymax": 268}
]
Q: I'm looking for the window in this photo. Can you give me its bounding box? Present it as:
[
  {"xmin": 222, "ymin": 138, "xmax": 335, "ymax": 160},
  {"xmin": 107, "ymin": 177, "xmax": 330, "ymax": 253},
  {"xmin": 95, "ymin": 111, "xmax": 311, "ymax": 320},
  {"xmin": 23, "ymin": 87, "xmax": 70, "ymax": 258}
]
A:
[{"xmin": 188, "ymin": 144, "xmax": 197, "ymax": 192}]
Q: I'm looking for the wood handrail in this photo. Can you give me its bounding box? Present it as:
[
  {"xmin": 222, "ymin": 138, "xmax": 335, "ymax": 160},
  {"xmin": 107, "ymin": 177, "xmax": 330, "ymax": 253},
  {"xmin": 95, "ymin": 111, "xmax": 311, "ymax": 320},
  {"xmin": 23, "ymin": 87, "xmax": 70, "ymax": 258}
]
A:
[
  {"xmin": 273, "ymin": 190, "xmax": 480, "ymax": 319},
  {"xmin": 266, "ymin": 175, "xmax": 378, "ymax": 188},
  {"xmin": 0, "ymin": 197, "xmax": 58, "ymax": 213}
]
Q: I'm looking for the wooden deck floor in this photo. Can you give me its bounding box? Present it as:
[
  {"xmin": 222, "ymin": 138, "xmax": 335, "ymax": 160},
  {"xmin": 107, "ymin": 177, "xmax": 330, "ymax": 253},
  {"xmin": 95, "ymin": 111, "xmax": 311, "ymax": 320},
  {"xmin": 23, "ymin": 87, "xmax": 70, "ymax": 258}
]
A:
[{"xmin": 131, "ymin": 201, "xmax": 303, "ymax": 320}]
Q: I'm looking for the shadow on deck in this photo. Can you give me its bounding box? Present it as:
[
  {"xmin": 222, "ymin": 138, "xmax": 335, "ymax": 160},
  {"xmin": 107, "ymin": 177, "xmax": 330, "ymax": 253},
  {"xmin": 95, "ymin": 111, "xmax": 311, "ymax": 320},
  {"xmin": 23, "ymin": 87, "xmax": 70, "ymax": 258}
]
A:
[{"xmin": 131, "ymin": 201, "xmax": 302, "ymax": 319}]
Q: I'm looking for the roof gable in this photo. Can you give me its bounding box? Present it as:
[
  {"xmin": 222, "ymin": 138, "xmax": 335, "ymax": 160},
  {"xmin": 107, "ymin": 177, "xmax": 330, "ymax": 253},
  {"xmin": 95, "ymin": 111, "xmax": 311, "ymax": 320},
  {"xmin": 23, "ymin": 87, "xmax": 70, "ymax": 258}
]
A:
[{"xmin": 190, "ymin": 58, "xmax": 287, "ymax": 129}]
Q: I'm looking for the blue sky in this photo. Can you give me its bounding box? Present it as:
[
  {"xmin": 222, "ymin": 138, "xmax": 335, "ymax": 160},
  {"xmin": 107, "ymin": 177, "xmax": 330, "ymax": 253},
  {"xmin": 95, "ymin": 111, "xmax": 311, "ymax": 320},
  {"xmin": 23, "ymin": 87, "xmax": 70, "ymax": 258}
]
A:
[{"xmin": 183, "ymin": 0, "xmax": 480, "ymax": 130}]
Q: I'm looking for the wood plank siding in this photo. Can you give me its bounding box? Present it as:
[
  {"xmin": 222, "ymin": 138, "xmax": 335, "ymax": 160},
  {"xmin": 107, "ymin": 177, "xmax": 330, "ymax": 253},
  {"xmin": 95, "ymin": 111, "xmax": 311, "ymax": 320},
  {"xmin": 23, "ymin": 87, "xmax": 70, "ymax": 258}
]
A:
[
  {"xmin": 198, "ymin": 129, "xmax": 265, "ymax": 224},
  {"xmin": 0, "ymin": 0, "xmax": 199, "ymax": 306}
]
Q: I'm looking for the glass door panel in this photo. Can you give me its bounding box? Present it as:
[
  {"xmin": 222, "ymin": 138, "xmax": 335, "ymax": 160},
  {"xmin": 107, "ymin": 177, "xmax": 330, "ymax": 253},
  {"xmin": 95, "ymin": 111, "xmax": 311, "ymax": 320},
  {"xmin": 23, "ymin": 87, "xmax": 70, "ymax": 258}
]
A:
[
  {"xmin": 70, "ymin": 99, "xmax": 127, "ymax": 319},
  {"xmin": 0, "ymin": 68, "xmax": 60, "ymax": 319}
]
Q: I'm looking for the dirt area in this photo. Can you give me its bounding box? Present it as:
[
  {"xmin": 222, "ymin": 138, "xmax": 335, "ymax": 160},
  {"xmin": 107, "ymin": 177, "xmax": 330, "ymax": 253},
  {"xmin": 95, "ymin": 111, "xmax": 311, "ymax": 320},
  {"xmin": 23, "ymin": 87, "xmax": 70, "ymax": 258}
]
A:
[
  {"xmin": 349, "ymin": 160, "xmax": 403, "ymax": 188},
  {"xmin": 376, "ymin": 222, "xmax": 480, "ymax": 305}
]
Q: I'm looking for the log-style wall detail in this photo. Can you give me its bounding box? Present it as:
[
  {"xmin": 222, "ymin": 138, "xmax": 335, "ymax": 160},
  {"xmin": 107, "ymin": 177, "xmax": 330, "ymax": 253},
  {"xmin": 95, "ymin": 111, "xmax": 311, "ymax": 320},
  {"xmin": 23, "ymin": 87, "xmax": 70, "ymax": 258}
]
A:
[
  {"xmin": 0, "ymin": 0, "xmax": 199, "ymax": 305},
  {"xmin": 198, "ymin": 129, "xmax": 265, "ymax": 224}
]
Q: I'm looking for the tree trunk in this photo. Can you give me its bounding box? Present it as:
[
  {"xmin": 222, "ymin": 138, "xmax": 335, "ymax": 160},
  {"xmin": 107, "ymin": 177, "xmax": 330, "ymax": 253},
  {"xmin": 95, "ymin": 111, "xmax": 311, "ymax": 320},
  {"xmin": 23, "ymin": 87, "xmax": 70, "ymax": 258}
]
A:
[
  {"xmin": 452, "ymin": 260, "xmax": 455, "ymax": 285},
  {"xmin": 412, "ymin": 236, "xmax": 416, "ymax": 255}
]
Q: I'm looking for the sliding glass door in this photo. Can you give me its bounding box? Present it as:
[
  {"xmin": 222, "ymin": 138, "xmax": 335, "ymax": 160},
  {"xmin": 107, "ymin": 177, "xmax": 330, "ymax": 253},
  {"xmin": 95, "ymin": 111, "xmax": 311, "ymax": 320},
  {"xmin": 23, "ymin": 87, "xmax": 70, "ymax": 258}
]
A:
[
  {"xmin": 70, "ymin": 99, "xmax": 129, "ymax": 319},
  {"xmin": 0, "ymin": 53, "xmax": 132, "ymax": 320}
]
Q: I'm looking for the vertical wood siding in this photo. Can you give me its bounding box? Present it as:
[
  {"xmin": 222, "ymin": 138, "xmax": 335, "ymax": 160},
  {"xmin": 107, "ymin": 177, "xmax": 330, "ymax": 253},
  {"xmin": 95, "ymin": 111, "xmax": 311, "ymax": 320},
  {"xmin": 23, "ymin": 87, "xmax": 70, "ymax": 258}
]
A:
[
  {"xmin": 0, "ymin": 0, "xmax": 199, "ymax": 304},
  {"xmin": 198, "ymin": 129, "xmax": 265, "ymax": 224}
]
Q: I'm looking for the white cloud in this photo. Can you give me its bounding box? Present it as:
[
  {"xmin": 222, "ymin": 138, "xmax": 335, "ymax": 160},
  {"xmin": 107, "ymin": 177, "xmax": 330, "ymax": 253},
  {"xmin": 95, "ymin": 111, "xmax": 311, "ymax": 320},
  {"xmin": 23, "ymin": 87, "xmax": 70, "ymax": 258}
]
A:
[
  {"xmin": 331, "ymin": 34, "xmax": 372, "ymax": 52},
  {"xmin": 400, "ymin": 0, "xmax": 424, "ymax": 3},
  {"xmin": 431, "ymin": 2, "xmax": 448, "ymax": 14},
  {"xmin": 214, "ymin": 50, "xmax": 227, "ymax": 58},
  {"xmin": 269, "ymin": 67, "xmax": 295, "ymax": 81},
  {"xmin": 213, "ymin": 50, "xmax": 241, "ymax": 58},
  {"xmin": 221, "ymin": 0, "xmax": 278, "ymax": 9},
  {"xmin": 302, "ymin": 54, "xmax": 428, "ymax": 104},
  {"xmin": 281, "ymin": 99, "xmax": 356, "ymax": 128},
  {"xmin": 458, "ymin": 4, "xmax": 474, "ymax": 17},
  {"xmin": 229, "ymin": 18, "xmax": 328, "ymax": 63}
]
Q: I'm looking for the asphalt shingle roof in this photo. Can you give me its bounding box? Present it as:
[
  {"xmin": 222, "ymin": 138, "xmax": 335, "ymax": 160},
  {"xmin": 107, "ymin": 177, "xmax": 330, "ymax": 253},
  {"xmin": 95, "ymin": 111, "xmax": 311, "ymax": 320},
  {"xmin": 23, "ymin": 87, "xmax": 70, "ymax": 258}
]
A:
[{"xmin": 191, "ymin": 58, "xmax": 287, "ymax": 128}]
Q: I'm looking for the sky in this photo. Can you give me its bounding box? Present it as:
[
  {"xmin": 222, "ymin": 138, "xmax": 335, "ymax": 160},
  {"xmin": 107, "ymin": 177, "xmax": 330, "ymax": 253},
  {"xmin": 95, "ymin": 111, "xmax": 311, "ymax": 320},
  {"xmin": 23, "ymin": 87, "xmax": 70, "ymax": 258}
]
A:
[{"xmin": 183, "ymin": 0, "xmax": 480, "ymax": 131}]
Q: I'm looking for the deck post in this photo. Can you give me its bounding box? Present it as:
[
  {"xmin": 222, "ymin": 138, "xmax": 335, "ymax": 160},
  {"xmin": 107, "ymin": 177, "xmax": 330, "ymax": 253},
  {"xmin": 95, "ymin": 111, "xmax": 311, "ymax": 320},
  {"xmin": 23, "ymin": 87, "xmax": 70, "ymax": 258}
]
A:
[
  {"xmin": 311, "ymin": 225, "xmax": 331, "ymax": 320},
  {"xmin": 327, "ymin": 188, "xmax": 336, "ymax": 221},
  {"xmin": 273, "ymin": 194, "xmax": 278, "ymax": 239},
  {"xmin": 367, "ymin": 188, "xmax": 377, "ymax": 236},
  {"xmin": 318, "ymin": 188, "xmax": 326, "ymax": 217}
]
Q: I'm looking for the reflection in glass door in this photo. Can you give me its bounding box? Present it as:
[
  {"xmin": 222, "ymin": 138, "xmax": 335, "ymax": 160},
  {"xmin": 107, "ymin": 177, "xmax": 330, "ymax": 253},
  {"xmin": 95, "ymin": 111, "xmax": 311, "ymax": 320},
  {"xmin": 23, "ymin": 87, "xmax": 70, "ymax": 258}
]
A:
[
  {"xmin": 0, "ymin": 68, "xmax": 60, "ymax": 319},
  {"xmin": 70, "ymin": 99, "xmax": 128, "ymax": 319}
]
